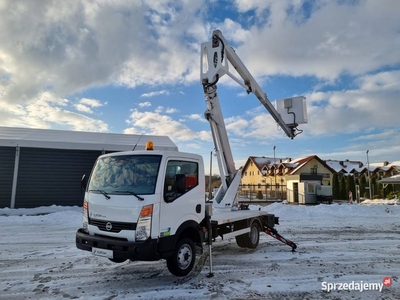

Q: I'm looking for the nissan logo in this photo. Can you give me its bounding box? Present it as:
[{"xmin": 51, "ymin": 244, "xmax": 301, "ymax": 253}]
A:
[{"xmin": 105, "ymin": 222, "xmax": 112, "ymax": 231}]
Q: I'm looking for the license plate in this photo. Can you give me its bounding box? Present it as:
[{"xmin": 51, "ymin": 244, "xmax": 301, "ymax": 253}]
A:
[{"xmin": 92, "ymin": 247, "xmax": 113, "ymax": 259}]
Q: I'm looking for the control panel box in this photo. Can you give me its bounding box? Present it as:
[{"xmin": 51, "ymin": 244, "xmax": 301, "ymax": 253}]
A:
[{"xmin": 275, "ymin": 96, "xmax": 308, "ymax": 126}]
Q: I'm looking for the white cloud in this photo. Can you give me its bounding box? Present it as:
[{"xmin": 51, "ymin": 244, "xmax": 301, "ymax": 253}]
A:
[
  {"xmin": 225, "ymin": 1, "xmax": 400, "ymax": 80},
  {"xmin": 138, "ymin": 102, "xmax": 152, "ymax": 107},
  {"xmin": 305, "ymin": 70, "xmax": 400, "ymax": 136},
  {"xmin": 188, "ymin": 114, "xmax": 206, "ymax": 122},
  {"xmin": 165, "ymin": 108, "xmax": 178, "ymax": 113},
  {"xmin": 155, "ymin": 106, "xmax": 164, "ymax": 113},
  {"xmin": 0, "ymin": 91, "xmax": 108, "ymax": 132},
  {"xmin": 358, "ymin": 71, "xmax": 400, "ymax": 92},
  {"xmin": 185, "ymin": 143, "xmax": 202, "ymax": 149},
  {"xmin": 75, "ymin": 104, "xmax": 93, "ymax": 114},
  {"xmin": 0, "ymin": 0, "xmax": 206, "ymax": 132},
  {"xmin": 74, "ymin": 97, "xmax": 103, "ymax": 114},
  {"xmin": 124, "ymin": 109, "xmax": 211, "ymax": 142},
  {"xmin": 140, "ymin": 90, "xmax": 170, "ymax": 98},
  {"xmin": 80, "ymin": 98, "xmax": 103, "ymax": 107},
  {"xmin": 225, "ymin": 116, "xmax": 249, "ymax": 136},
  {"xmin": 1, "ymin": 0, "xmax": 399, "ymax": 106},
  {"xmin": 352, "ymin": 130, "xmax": 398, "ymax": 141}
]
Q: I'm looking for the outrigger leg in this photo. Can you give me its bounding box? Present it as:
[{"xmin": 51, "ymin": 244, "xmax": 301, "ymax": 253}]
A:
[{"xmin": 264, "ymin": 226, "xmax": 297, "ymax": 252}]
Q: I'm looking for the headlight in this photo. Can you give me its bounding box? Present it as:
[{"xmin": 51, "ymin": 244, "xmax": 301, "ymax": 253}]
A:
[
  {"xmin": 83, "ymin": 201, "xmax": 89, "ymax": 233},
  {"xmin": 136, "ymin": 204, "xmax": 153, "ymax": 241}
]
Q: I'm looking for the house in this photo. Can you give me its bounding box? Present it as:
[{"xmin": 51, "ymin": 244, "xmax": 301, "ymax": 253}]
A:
[
  {"xmin": 240, "ymin": 155, "xmax": 335, "ymax": 203},
  {"xmin": 283, "ymin": 156, "xmax": 335, "ymax": 204},
  {"xmin": 324, "ymin": 159, "xmax": 365, "ymax": 177},
  {"xmin": 241, "ymin": 154, "xmax": 400, "ymax": 202},
  {"xmin": 370, "ymin": 161, "xmax": 400, "ymax": 178},
  {"xmin": 0, "ymin": 127, "xmax": 177, "ymax": 208}
]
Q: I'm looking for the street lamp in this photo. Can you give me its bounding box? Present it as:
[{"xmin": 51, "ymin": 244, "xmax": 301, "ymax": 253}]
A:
[{"xmin": 366, "ymin": 150, "xmax": 372, "ymax": 200}]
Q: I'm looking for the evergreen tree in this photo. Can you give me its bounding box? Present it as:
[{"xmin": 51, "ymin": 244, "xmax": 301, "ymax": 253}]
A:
[
  {"xmin": 385, "ymin": 183, "xmax": 393, "ymax": 198},
  {"xmin": 332, "ymin": 173, "xmax": 340, "ymax": 200},
  {"xmin": 360, "ymin": 175, "xmax": 366, "ymax": 198},
  {"xmin": 371, "ymin": 177, "xmax": 377, "ymax": 198},
  {"xmin": 377, "ymin": 176, "xmax": 384, "ymax": 198},
  {"xmin": 340, "ymin": 176, "xmax": 347, "ymax": 200},
  {"xmin": 346, "ymin": 175, "xmax": 356, "ymax": 201}
]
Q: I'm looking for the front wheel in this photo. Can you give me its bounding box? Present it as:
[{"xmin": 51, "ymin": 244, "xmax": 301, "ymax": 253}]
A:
[{"xmin": 166, "ymin": 238, "xmax": 196, "ymax": 277}]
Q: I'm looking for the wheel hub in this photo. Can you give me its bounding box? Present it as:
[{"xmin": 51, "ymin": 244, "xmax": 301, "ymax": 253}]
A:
[{"xmin": 177, "ymin": 244, "xmax": 192, "ymax": 269}]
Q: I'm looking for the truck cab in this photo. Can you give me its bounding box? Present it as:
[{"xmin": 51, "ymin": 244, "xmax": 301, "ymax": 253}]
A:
[{"xmin": 76, "ymin": 144, "xmax": 205, "ymax": 275}]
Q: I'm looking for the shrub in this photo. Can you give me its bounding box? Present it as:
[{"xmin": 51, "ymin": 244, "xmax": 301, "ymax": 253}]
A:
[
  {"xmin": 387, "ymin": 191, "xmax": 400, "ymax": 200},
  {"xmin": 256, "ymin": 191, "xmax": 263, "ymax": 200}
]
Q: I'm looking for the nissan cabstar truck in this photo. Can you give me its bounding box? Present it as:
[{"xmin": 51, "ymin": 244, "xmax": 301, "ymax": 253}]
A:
[{"xmin": 76, "ymin": 30, "xmax": 308, "ymax": 276}]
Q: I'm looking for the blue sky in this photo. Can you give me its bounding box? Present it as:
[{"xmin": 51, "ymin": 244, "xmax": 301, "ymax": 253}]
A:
[{"xmin": 1, "ymin": 0, "xmax": 399, "ymax": 173}]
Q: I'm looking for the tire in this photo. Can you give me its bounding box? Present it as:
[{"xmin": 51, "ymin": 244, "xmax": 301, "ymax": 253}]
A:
[
  {"xmin": 247, "ymin": 221, "xmax": 260, "ymax": 249},
  {"xmin": 108, "ymin": 257, "xmax": 127, "ymax": 263},
  {"xmin": 166, "ymin": 238, "xmax": 196, "ymax": 277},
  {"xmin": 235, "ymin": 221, "xmax": 260, "ymax": 249},
  {"xmin": 235, "ymin": 234, "xmax": 248, "ymax": 248}
]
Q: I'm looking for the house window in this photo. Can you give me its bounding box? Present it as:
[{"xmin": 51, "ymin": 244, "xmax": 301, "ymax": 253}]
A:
[
  {"xmin": 257, "ymin": 171, "xmax": 260, "ymax": 175},
  {"xmin": 245, "ymin": 171, "xmax": 247, "ymax": 176}
]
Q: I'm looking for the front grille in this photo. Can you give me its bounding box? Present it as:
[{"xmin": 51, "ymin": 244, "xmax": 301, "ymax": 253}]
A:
[
  {"xmin": 93, "ymin": 234, "xmax": 128, "ymax": 242},
  {"xmin": 90, "ymin": 219, "xmax": 137, "ymax": 233}
]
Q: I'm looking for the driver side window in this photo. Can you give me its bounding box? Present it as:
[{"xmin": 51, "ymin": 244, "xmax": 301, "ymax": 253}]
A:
[{"xmin": 164, "ymin": 160, "xmax": 198, "ymax": 203}]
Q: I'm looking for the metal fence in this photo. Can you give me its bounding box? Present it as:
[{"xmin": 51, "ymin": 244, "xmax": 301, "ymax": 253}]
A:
[{"xmin": 238, "ymin": 184, "xmax": 287, "ymax": 201}]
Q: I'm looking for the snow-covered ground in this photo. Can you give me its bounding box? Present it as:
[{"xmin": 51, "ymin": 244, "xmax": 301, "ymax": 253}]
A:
[{"xmin": 0, "ymin": 202, "xmax": 399, "ymax": 299}]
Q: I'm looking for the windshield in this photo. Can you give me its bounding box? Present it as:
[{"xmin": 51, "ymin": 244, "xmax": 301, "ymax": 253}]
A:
[{"xmin": 88, "ymin": 155, "xmax": 161, "ymax": 196}]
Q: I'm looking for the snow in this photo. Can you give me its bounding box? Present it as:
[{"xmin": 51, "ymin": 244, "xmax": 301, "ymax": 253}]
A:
[{"xmin": 1, "ymin": 203, "xmax": 399, "ymax": 299}]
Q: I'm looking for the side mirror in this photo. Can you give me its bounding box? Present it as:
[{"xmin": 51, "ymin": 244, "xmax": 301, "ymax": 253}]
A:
[{"xmin": 81, "ymin": 174, "xmax": 88, "ymax": 194}]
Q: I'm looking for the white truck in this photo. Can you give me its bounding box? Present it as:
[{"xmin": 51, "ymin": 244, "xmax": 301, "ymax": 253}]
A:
[{"xmin": 76, "ymin": 30, "xmax": 308, "ymax": 277}]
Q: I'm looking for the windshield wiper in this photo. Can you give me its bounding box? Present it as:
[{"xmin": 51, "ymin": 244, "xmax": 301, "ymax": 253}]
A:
[
  {"xmin": 88, "ymin": 189, "xmax": 110, "ymax": 200},
  {"xmin": 112, "ymin": 190, "xmax": 144, "ymax": 201}
]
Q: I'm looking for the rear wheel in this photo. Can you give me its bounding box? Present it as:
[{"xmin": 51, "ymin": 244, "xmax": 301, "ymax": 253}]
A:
[
  {"xmin": 235, "ymin": 234, "xmax": 248, "ymax": 248},
  {"xmin": 235, "ymin": 220, "xmax": 260, "ymax": 249},
  {"xmin": 166, "ymin": 238, "xmax": 196, "ymax": 277},
  {"xmin": 247, "ymin": 221, "xmax": 260, "ymax": 249}
]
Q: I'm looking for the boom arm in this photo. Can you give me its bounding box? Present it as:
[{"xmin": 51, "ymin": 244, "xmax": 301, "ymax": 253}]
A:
[{"xmin": 201, "ymin": 30, "xmax": 306, "ymax": 209}]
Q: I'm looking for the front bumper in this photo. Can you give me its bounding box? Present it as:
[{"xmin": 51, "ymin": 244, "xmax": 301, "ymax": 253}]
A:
[{"xmin": 76, "ymin": 228, "xmax": 161, "ymax": 261}]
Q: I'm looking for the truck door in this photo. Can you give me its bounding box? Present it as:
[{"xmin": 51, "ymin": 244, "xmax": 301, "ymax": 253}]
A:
[{"xmin": 159, "ymin": 159, "xmax": 204, "ymax": 237}]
